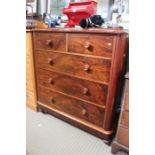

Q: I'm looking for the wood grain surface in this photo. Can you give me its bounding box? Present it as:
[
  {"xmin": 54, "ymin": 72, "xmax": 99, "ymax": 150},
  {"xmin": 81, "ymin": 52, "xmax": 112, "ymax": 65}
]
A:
[
  {"xmin": 68, "ymin": 33, "xmax": 113, "ymax": 58},
  {"xmin": 37, "ymin": 68, "xmax": 108, "ymax": 106},
  {"xmin": 36, "ymin": 51, "xmax": 111, "ymax": 83},
  {"xmin": 38, "ymin": 86, "xmax": 105, "ymax": 127},
  {"xmin": 35, "ymin": 32, "xmax": 66, "ymax": 52}
]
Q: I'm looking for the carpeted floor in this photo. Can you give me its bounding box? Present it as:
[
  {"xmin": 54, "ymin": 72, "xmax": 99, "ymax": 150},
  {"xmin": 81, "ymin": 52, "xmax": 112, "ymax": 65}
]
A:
[{"xmin": 26, "ymin": 108, "xmax": 113, "ymax": 155}]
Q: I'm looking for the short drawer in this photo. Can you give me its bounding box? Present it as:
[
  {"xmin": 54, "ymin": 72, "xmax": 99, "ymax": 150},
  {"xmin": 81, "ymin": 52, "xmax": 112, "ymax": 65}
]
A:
[
  {"xmin": 36, "ymin": 51, "xmax": 111, "ymax": 83},
  {"xmin": 120, "ymin": 111, "xmax": 129, "ymax": 127},
  {"xmin": 68, "ymin": 33, "xmax": 114, "ymax": 58},
  {"xmin": 34, "ymin": 32, "xmax": 66, "ymax": 52},
  {"xmin": 117, "ymin": 126, "xmax": 129, "ymax": 147},
  {"xmin": 38, "ymin": 69, "xmax": 108, "ymax": 105},
  {"xmin": 38, "ymin": 86, "xmax": 105, "ymax": 127}
]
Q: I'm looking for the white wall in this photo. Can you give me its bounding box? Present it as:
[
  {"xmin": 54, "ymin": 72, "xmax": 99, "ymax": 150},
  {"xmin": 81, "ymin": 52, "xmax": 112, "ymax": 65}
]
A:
[
  {"xmin": 37, "ymin": 0, "xmax": 111, "ymax": 19},
  {"xmin": 37, "ymin": 0, "xmax": 46, "ymax": 15},
  {"xmin": 97, "ymin": 0, "xmax": 111, "ymax": 18}
]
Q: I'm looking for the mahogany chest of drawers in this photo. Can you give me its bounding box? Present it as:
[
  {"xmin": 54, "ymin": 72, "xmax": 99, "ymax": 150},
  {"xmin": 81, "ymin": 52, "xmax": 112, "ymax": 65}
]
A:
[{"xmin": 32, "ymin": 28, "xmax": 128, "ymax": 142}]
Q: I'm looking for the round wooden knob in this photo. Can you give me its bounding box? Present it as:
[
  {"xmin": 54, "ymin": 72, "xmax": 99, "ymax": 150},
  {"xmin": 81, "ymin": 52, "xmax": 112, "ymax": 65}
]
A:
[
  {"xmin": 82, "ymin": 109, "xmax": 87, "ymax": 116},
  {"xmin": 48, "ymin": 58, "xmax": 53, "ymax": 65},
  {"xmin": 46, "ymin": 40, "xmax": 53, "ymax": 47},
  {"xmin": 84, "ymin": 64, "xmax": 90, "ymax": 72},
  {"xmin": 84, "ymin": 41, "xmax": 90, "ymax": 49},
  {"xmin": 107, "ymin": 42, "xmax": 112, "ymax": 46},
  {"xmin": 83, "ymin": 88, "xmax": 89, "ymax": 95},
  {"xmin": 48, "ymin": 78, "xmax": 54, "ymax": 84},
  {"xmin": 49, "ymin": 97, "xmax": 55, "ymax": 103}
]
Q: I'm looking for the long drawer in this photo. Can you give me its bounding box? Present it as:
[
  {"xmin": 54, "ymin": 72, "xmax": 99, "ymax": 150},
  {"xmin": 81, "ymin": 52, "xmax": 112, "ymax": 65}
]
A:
[
  {"xmin": 36, "ymin": 51, "xmax": 111, "ymax": 83},
  {"xmin": 38, "ymin": 86, "xmax": 105, "ymax": 127},
  {"xmin": 38, "ymin": 69, "xmax": 108, "ymax": 106},
  {"xmin": 35, "ymin": 32, "xmax": 66, "ymax": 52},
  {"xmin": 68, "ymin": 33, "xmax": 114, "ymax": 58}
]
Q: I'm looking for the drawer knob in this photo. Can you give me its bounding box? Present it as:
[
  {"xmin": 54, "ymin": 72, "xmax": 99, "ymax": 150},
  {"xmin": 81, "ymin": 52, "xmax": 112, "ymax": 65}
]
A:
[
  {"xmin": 84, "ymin": 64, "xmax": 90, "ymax": 72},
  {"xmin": 49, "ymin": 97, "xmax": 55, "ymax": 103},
  {"xmin": 83, "ymin": 88, "xmax": 89, "ymax": 95},
  {"xmin": 48, "ymin": 58, "xmax": 53, "ymax": 65},
  {"xmin": 84, "ymin": 41, "xmax": 91, "ymax": 49},
  {"xmin": 82, "ymin": 109, "xmax": 87, "ymax": 116},
  {"xmin": 48, "ymin": 78, "xmax": 54, "ymax": 84},
  {"xmin": 108, "ymin": 42, "xmax": 112, "ymax": 46},
  {"xmin": 46, "ymin": 40, "xmax": 53, "ymax": 47}
]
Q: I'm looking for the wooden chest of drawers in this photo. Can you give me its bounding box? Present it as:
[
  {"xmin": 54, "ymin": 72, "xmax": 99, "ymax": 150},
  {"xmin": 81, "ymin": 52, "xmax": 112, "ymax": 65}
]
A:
[
  {"xmin": 111, "ymin": 72, "xmax": 129, "ymax": 153},
  {"xmin": 26, "ymin": 31, "xmax": 37, "ymax": 111},
  {"xmin": 32, "ymin": 28, "xmax": 128, "ymax": 142}
]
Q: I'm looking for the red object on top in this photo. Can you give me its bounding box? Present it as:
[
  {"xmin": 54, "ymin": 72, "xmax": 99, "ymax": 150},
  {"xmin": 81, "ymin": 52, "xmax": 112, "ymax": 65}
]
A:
[{"xmin": 63, "ymin": 1, "xmax": 97, "ymax": 27}]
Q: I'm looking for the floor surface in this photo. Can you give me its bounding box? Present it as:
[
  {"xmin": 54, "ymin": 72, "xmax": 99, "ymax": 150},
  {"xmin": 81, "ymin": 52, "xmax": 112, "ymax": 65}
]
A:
[{"xmin": 26, "ymin": 108, "xmax": 113, "ymax": 155}]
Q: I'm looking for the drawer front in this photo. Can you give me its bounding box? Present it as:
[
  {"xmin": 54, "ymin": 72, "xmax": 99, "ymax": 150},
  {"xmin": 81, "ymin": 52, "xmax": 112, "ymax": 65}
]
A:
[
  {"xmin": 120, "ymin": 111, "xmax": 129, "ymax": 127},
  {"xmin": 38, "ymin": 86, "xmax": 105, "ymax": 127},
  {"xmin": 34, "ymin": 32, "xmax": 66, "ymax": 52},
  {"xmin": 68, "ymin": 33, "xmax": 113, "ymax": 58},
  {"xmin": 117, "ymin": 126, "xmax": 129, "ymax": 147},
  {"xmin": 38, "ymin": 69, "xmax": 108, "ymax": 105},
  {"xmin": 36, "ymin": 51, "xmax": 111, "ymax": 83}
]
